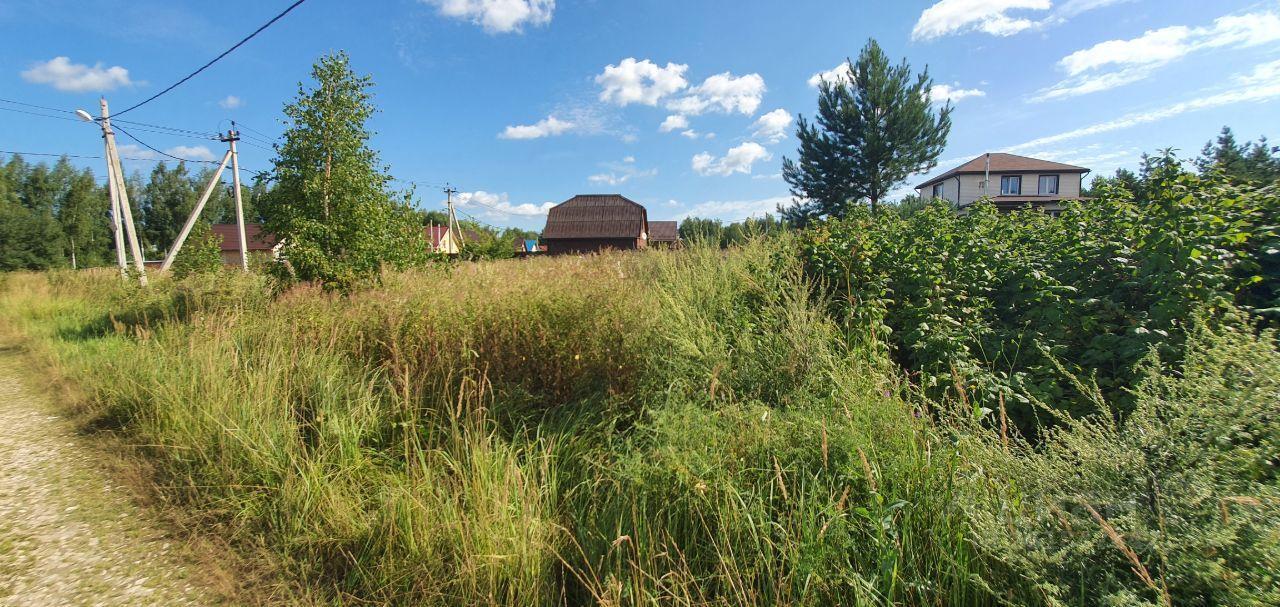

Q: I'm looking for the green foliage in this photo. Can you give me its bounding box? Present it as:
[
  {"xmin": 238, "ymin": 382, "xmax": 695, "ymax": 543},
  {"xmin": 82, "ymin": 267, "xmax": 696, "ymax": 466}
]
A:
[
  {"xmin": 0, "ymin": 155, "xmax": 72, "ymax": 270},
  {"xmin": 169, "ymin": 220, "xmax": 224, "ymax": 279},
  {"xmin": 139, "ymin": 162, "xmax": 198, "ymax": 255},
  {"xmin": 58, "ymin": 166, "xmax": 111, "ymax": 269},
  {"xmin": 782, "ymin": 38, "xmax": 951, "ymax": 222},
  {"xmin": 2, "ymin": 225, "xmax": 1279, "ymax": 606},
  {"xmin": 1197, "ymin": 126, "xmax": 1280, "ymax": 185},
  {"xmin": 800, "ymin": 152, "xmax": 1280, "ymax": 428},
  {"xmin": 963, "ymin": 320, "xmax": 1280, "ymax": 606},
  {"xmin": 260, "ymin": 51, "xmax": 427, "ymax": 290},
  {"xmin": 677, "ymin": 214, "xmax": 789, "ymax": 247}
]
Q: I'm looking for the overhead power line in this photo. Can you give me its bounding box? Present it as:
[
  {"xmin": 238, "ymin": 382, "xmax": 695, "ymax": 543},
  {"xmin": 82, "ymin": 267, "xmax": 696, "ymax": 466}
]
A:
[
  {"xmin": 110, "ymin": 117, "xmax": 218, "ymax": 138},
  {"xmin": 0, "ymin": 97, "xmax": 76, "ymax": 114},
  {"xmin": 234, "ymin": 121, "xmax": 279, "ymax": 142},
  {"xmin": 112, "ymin": 0, "xmax": 312, "ymax": 117},
  {"xmin": 114, "ymin": 124, "xmax": 221, "ymax": 165},
  {"xmin": 107, "ymin": 127, "xmax": 271, "ymax": 177},
  {"xmin": 0, "ymin": 105, "xmax": 87, "ymax": 123},
  {"xmin": 0, "ymin": 99, "xmax": 219, "ymax": 139}
]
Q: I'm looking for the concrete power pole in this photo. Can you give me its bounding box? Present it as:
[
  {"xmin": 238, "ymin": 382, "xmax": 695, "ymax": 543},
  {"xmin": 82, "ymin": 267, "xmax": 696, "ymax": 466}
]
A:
[
  {"xmin": 443, "ymin": 185, "xmax": 465, "ymax": 253},
  {"xmin": 96, "ymin": 98, "xmax": 148, "ymax": 286},
  {"xmin": 227, "ymin": 123, "xmax": 249, "ymax": 271},
  {"xmin": 99, "ymin": 124, "xmax": 128, "ymax": 278},
  {"xmin": 158, "ymin": 150, "xmax": 232, "ymax": 273}
]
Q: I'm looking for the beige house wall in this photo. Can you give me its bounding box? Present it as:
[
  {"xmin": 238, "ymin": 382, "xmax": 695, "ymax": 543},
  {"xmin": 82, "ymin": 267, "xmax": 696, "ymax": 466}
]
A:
[{"xmin": 923, "ymin": 172, "xmax": 1085, "ymax": 207}]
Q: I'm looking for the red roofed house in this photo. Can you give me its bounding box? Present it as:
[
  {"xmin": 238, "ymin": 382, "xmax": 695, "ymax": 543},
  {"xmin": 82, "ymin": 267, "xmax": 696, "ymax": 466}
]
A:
[
  {"xmin": 916, "ymin": 153, "xmax": 1090, "ymax": 213},
  {"xmin": 425, "ymin": 225, "xmax": 482, "ymax": 255},
  {"xmin": 211, "ymin": 223, "xmax": 280, "ymax": 266},
  {"xmin": 541, "ymin": 194, "xmax": 650, "ymax": 254}
]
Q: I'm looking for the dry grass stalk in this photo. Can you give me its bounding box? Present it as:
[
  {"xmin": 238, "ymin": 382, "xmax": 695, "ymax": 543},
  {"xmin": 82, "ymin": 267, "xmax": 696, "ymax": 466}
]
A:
[
  {"xmin": 998, "ymin": 393, "xmax": 1009, "ymax": 452},
  {"xmin": 1079, "ymin": 500, "xmax": 1171, "ymax": 607},
  {"xmin": 857, "ymin": 447, "xmax": 878, "ymax": 494},
  {"xmin": 773, "ymin": 456, "xmax": 790, "ymax": 502}
]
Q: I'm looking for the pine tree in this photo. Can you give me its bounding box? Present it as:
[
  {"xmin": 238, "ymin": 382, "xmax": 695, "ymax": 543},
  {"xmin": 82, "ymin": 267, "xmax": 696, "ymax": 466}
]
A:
[
  {"xmin": 781, "ymin": 39, "xmax": 951, "ymax": 222},
  {"xmin": 1197, "ymin": 126, "xmax": 1280, "ymax": 185},
  {"xmin": 260, "ymin": 51, "xmax": 427, "ymax": 289}
]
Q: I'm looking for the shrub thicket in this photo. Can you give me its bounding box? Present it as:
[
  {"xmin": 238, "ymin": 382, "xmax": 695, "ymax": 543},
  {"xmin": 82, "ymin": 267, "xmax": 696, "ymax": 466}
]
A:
[{"xmin": 800, "ymin": 154, "xmax": 1279, "ymax": 429}]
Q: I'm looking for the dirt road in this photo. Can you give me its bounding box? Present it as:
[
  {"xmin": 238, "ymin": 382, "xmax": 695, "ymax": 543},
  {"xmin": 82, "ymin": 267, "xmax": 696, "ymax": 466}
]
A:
[{"xmin": 0, "ymin": 344, "xmax": 213, "ymax": 606}]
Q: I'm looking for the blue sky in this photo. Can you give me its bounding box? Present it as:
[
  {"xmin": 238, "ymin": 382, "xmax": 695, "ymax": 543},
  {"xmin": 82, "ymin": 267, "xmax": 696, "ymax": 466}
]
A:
[{"xmin": 2, "ymin": 0, "xmax": 1278, "ymax": 230}]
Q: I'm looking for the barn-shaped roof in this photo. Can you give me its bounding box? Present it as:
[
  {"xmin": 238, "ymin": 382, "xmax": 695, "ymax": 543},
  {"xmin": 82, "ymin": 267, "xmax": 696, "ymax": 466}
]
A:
[
  {"xmin": 649, "ymin": 221, "xmax": 679, "ymax": 242},
  {"xmin": 542, "ymin": 194, "xmax": 648, "ymax": 240}
]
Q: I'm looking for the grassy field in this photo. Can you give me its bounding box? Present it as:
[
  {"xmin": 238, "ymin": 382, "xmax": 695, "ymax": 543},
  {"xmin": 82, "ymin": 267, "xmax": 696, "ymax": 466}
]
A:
[{"xmin": 1, "ymin": 238, "xmax": 1276, "ymax": 606}]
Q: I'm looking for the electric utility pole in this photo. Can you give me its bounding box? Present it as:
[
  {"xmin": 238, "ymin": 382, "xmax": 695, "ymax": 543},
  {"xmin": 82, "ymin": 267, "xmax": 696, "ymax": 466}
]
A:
[
  {"xmin": 443, "ymin": 184, "xmax": 465, "ymax": 253},
  {"xmin": 159, "ymin": 125, "xmax": 248, "ymax": 273},
  {"xmin": 91, "ymin": 98, "xmax": 148, "ymax": 286},
  {"xmin": 226, "ymin": 122, "xmax": 249, "ymax": 271}
]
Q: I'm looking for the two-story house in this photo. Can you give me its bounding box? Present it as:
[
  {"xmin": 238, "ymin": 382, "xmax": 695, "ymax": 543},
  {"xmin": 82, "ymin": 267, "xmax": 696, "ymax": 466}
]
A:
[{"xmin": 916, "ymin": 153, "xmax": 1090, "ymax": 213}]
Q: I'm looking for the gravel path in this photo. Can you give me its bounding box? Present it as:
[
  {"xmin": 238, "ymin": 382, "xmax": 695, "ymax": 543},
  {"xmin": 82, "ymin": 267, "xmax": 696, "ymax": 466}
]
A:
[{"xmin": 0, "ymin": 344, "xmax": 212, "ymax": 606}]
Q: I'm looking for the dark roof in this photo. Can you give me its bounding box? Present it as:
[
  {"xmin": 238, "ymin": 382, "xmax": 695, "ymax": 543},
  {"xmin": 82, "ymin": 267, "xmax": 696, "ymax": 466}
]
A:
[
  {"xmin": 649, "ymin": 221, "xmax": 679, "ymax": 242},
  {"xmin": 212, "ymin": 223, "xmax": 276, "ymax": 252},
  {"xmin": 917, "ymin": 153, "xmax": 1089, "ymax": 189},
  {"xmin": 541, "ymin": 194, "xmax": 647, "ymax": 240}
]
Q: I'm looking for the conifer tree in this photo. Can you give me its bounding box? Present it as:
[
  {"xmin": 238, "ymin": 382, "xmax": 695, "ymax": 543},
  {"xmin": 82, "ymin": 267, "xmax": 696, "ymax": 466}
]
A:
[{"xmin": 781, "ymin": 39, "xmax": 951, "ymax": 222}]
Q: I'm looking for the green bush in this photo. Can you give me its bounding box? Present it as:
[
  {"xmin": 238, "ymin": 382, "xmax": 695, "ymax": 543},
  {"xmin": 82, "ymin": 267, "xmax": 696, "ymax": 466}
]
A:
[
  {"xmin": 961, "ymin": 319, "xmax": 1280, "ymax": 606},
  {"xmin": 800, "ymin": 154, "xmax": 1279, "ymax": 428},
  {"xmin": 169, "ymin": 220, "xmax": 224, "ymax": 279}
]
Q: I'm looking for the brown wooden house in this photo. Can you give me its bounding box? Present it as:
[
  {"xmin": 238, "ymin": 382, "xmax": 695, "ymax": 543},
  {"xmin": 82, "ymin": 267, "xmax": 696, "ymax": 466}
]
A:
[
  {"xmin": 648, "ymin": 220, "xmax": 680, "ymax": 248},
  {"xmin": 541, "ymin": 194, "xmax": 650, "ymax": 254}
]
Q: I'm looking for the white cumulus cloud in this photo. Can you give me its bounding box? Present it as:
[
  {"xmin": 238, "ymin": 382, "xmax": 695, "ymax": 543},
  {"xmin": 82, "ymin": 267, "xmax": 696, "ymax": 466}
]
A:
[
  {"xmin": 588, "ymin": 157, "xmax": 657, "ymax": 186},
  {"xmin": 691, "ymin": 142, "xmax": 771, "ymax": 177},
  {"xmin": 930, "ymin": 83, "xmax": 986, "ymax": 103},
  {"xmin": 807, "ymin": 62, "xmax": 851, "ymax": 88},
  {"xmin": 596, "ymin": 58, "xmax": 689, "ymax": 107},
  {"xmin": 912, "ymin": 0, "xmax": 1130, "ymax": 40},
  {"xmin": 499, "ymin": 115, "xmax": 574, "ymax": 139},
  {"xmin": 116, "ymin": 144, "xmax": 215, "ymax": 162},
  {"xmin": 659, "ymin": 114, "xmax": 689, "ymax": 133},
  {"xmin": 21, "ymin": 56, "xmax": 134, "ymax": 92},
  {"xmin": 166, "ymin": 145, "xmax": 216, "ymax": 161},
  {"xmin": 455, "ymin": 190, "xmax": 556, "ymax": 217},
  {"xmin": 912, "ymin": 0, "xmax": 1050, "ymax": 40},
  {"xmin": 751, "ymin": 109, "xmax": 793, "ymax": 143},
  {"xmin": 667, "ymin": 71, "xmax": 766, "ymax": 116},
  {"xmin": 218, "ymin": 95, "xmax": 243, "ymax": 109},
  {"xmin": 422, "ymin": 0, "xmax": 554, "ymax": 33}
]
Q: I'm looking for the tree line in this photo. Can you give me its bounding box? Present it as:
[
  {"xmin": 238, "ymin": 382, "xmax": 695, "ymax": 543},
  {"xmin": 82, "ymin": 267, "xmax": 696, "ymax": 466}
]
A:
[{"xmin": 0, "ymin": 154, "xmax": 267, "ymax": 271}]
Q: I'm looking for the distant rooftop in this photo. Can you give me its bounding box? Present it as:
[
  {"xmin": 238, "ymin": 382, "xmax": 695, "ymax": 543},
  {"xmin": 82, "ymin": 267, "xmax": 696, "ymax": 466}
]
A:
[{"xmin": 917, "ymin": 153, "xmax": 1089, "ymax": 189}]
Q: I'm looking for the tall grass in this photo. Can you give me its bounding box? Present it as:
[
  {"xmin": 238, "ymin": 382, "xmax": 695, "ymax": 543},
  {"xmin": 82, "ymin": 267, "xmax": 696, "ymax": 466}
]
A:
[{"xmin": 1, "ymin": 237, "xmax": 1275, "ymax": 606}]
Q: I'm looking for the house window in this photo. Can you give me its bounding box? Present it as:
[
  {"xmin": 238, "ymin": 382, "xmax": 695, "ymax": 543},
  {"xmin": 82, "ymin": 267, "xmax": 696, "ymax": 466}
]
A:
[
  {"xmin": 932, "ymin": 183, "xmax": 945, "ymax": 199},
  {"xmin": 1000, "ymin": 175, "xmax": 1021, "ymax": 195},
  {"xmin": 1038, "ymin": 175, "xmax": 1059, "ymax": 195}
]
